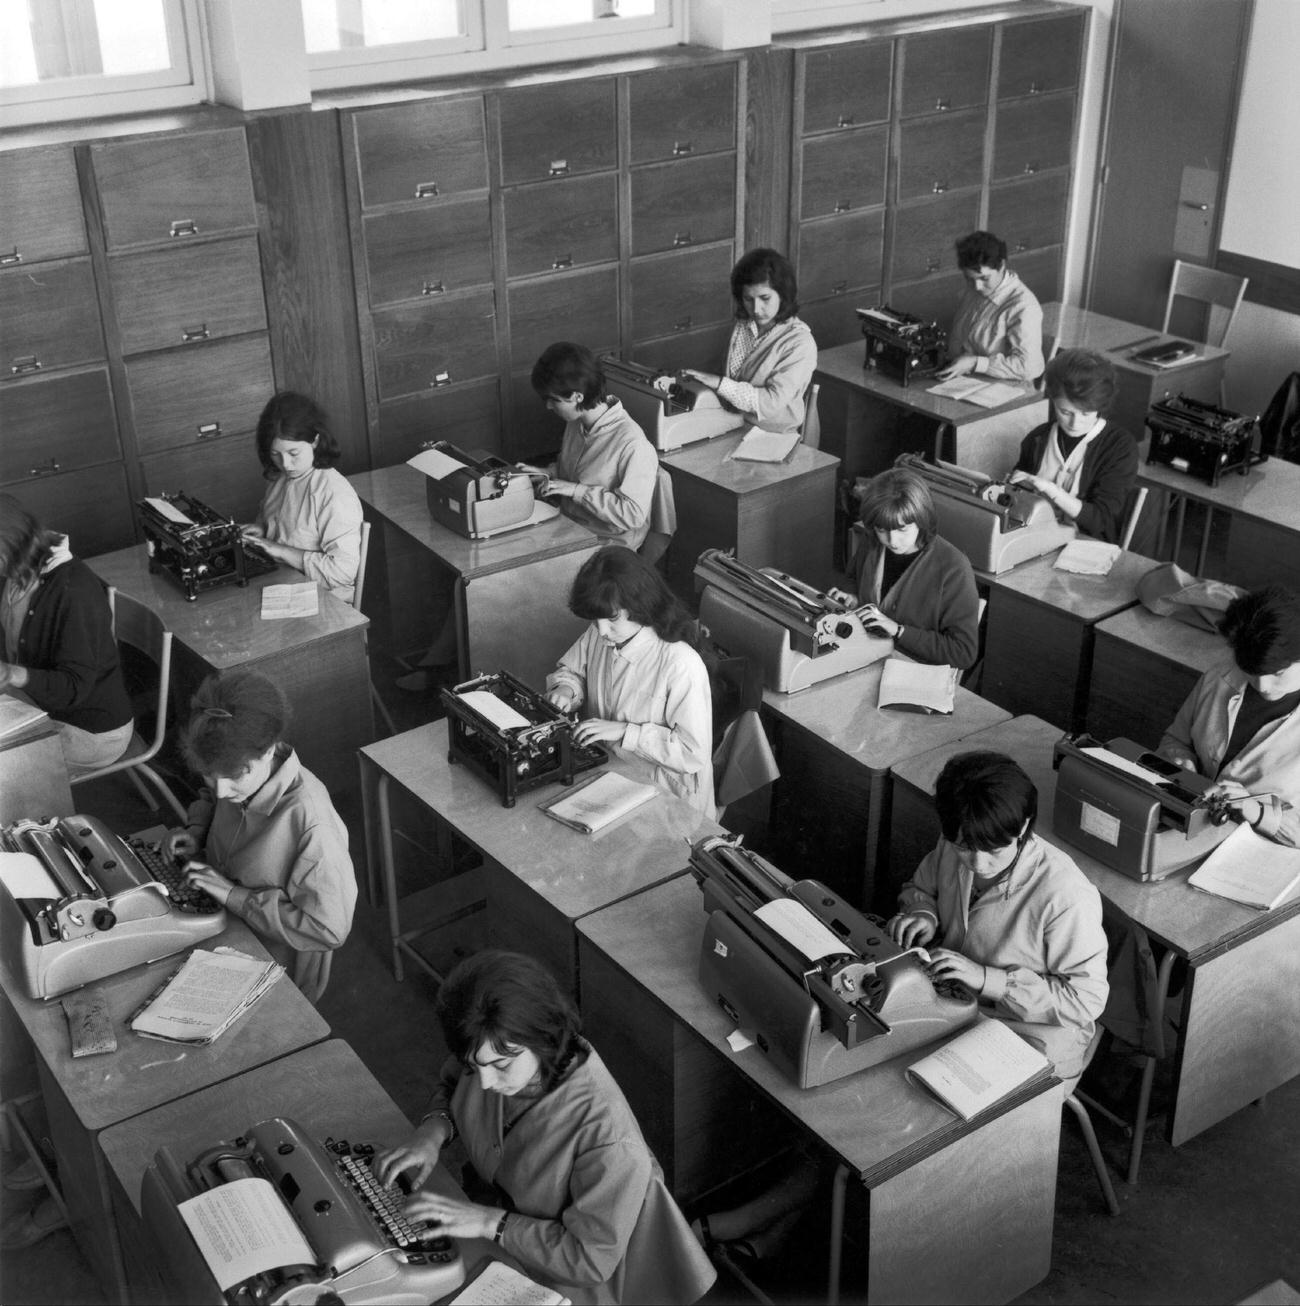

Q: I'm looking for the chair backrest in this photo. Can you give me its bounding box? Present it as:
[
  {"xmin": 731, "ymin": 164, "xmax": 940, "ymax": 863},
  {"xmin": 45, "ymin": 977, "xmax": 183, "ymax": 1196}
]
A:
[
  {"xmin": 800, "ymin": 381, "xmax": 821, "ymax": 449},
  {"xmin": 1161, "ymin": 259, "xmax": 1248, "ymax": 348},
  {"xmin": 352, "ymin": 519, "xmax": 372, "ymax": 613},
  {"xmin": 108, "ymin": 587, "xmax": 174, "ymax": 758},
  {"xmin": 639, "ymin": 464, "xmax": 676, "ymax": 567},
  {"xmin": 1120, "ymin": 485, "xmax": 1148, "ymax": 553}
]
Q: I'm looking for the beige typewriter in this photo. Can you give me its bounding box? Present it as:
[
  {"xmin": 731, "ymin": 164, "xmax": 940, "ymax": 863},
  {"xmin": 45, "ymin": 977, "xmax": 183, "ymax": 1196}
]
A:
[
  {"xmin": 602, "ymin": 354, "xmax": 744, "ymax": 452},
  {"xmin": 407, "ymin": 442, "xmax": 538, "ymax": 539}
]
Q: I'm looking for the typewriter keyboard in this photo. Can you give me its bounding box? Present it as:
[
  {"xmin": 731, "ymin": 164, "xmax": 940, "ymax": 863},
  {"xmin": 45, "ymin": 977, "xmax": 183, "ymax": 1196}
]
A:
[
  {"xmin": 130, "ymin": 840, "xmax": 222, "ymax": 915},
  {"xmin": 336, "ymin": 1150, "xmax": 458, "ymax": 1261}
]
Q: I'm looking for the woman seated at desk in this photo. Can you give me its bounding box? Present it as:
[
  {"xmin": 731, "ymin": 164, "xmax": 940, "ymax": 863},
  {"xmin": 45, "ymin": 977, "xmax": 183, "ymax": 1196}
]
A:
[
  {"xmin": 677, "ymin": 247, "xmax": 817, "ymax": 436},
  {"xmin": 166, "ymin": 669, "xmax": 357, "ymax": 1004},
  {"xmin": 935, "ymin": 230, "xmax": 1044, "ymax": 385},
  {"xmin": 240, "ymin": 391, "xmax": 364, "ymax": 604},
  {"xmin": 1158, "ymin": 585, "xmax": 1300, "ymax": 847},
  {"xmin": 840, "ymin": 467, "xmax": 980, "ymax": 670},
  {"xmin": 0, "ymin": 494, "xmax": 133, "ymax": 775},
  {"xmin": 1009, "ymin": 348, "xmax": 1139, "ymax": 544},
  {"xmin": 546, "ymin": 547, "xmax": 715, "ymax": 818},
  {"xmin": 376, "ymin": 950, "xmax": 715, "ymax": 1306}
]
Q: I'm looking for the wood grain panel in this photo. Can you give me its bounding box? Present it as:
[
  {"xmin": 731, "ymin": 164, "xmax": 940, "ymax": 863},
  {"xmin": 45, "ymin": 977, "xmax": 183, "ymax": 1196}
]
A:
[
  {"xmin": 800, "ymin": 128, "xmax": 888, "ymax": 219},
  {"xmin": 628, "ymin": 245, "xmax": 733, "ymax": 341},
  {"xmin": 801, "ymin": 42, "xmax": 893, "ymax": 135},
  {"xmin": 503, "ymin": 174, "xmax": 618, "ymax": 279},
  {"xmin": 0, "ymin": 366, "xmax": 119, "ymax": 484},
  {"xmin": 363, "ymin": 197, "xmax": 494, "ymax": 304},
  {"xmin": 0, "ymin": 258, "xmax": 103, "ymax": 374},
  {"xmin": 629, "ymin": 321, "xmax": 735, "ymax": 376},
  {"xmin": 497, "ymin": 80, "xmax": 617, "ymax": 185},
  {"xmin": 742, "ymin": 47, "xmax": 794, "ymax": 253},
  {"xmin": 139, "ymin": 436, "xmax": 270, "ymax": 524},
  {"xmin": 374, "ymin": 379, "xmax": 503, "ymax": 468},
  {"xmin": 1011, "ymin": 245, "xmax": 1063, "ymax": 309},
  {"xmin": 628, "ymin": 62, "xmax": 736, "ymax": 163},
  {"xmin": 9, "ymin": 462, "xmax": 134, "ymax": 557},
  {"xmin": 352, "ymin": 97, "xmax": 488, "ymax": 208},
  {"xmin": 997, "ymin": 12, "xmax": 1085, "ymax": 100},
  {"xmin": 108, "ymin": 236, "xmax": 267, "ymax": 355},
  {"xmin": 884, "ymin": 273, "xmax": 964, "ymax": 333},
  {"xmin": 372, "ymin": 288, "xmax": 498, "ymax": 401},
  {"xmin": 799, "ymin": 210, "xmax": 885, "ymax": 302},
  {"xmin": 889, "ymin": 192, "xmax": 980, "ymax": 285},
  {"xmin": 992, "ymin": 94, "xmax": 1076, "ymax": 182},
  {"xmin": 508, "ymin": 266, "xmax": 619, "ymax": 366},
  {"xmin": 988, "ymin": 172, "xmax": 1070, "ymax": 256},
  {"xmin": 800, "ymin": 294, "xmax": 870, "ymax": 351},
  {"xmin": 630, "ymin": 158, "xmax": 734, "ymax": 257},
  {"xmin": 897, "ymin": 109, "xmax": 987, "ymax": 202},
  {"xmin": 900, "ymin": 28, "xmax": 992, "ymax": 118},
  {"xmin": 0, "ymin": 145, "xmax": 88, "ymax": 264}
]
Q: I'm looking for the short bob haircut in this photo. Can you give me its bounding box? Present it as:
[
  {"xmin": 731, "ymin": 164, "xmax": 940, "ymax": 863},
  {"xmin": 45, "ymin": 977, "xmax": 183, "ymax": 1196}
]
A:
[
  {"xmin": 0, "ymin": 494, "xmax": 60, "ymax": 590},
  {"xmin": 858, "ymin": 468, "xmax": 938, "ymax": 547},
  {"xmin": 1044, "ymin": 348, "xmax": 1118, "ymax": 417},
  {"xmin": 182, "ymin": 670, "xmax": 289, "ymax": 779},
  {"xmin": 530, "ymin": 342, "xmax": 605, "ymax": 410},
  {"xmin": 730, "ymin": 248, "xmax": 799, "ymax": 323},
  {"xmin": 255, "ymin": 392, "xmax": 342, "ymax": 478},
  {"xmin": 568, "ymin": 546, "xmax": 696, "ymax": 643},
  {"xmin": 955, "ymin": 230, "xmax": 1008, "ymax": 272},
  {"xmin": 935, "ymin": 751, "xmax": 1039, "ymax": 852},
  {"xmin": 437, "ymin": 950, "xmax": 583, "ymax": 1094},
  {"xmin": 1220, "ymin": 585, "xmax": 1300, "ymax": 677}
]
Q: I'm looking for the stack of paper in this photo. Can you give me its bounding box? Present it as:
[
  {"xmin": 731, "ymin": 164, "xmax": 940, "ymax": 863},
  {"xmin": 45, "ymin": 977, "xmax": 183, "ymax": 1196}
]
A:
[
  {"xmin": 450, "ymin": 1260, "xmax": 570, "ymax": 1305},
  {"xmin": 1188, "ymin": 824, "xmax": 1300, "ymax": 911},
  {"xmin": 131, "ymin": 947, "xmax": 283, "ymax": 1045},
  {"xmin": 260, "ymin": 583, "xmax": 319, "ymax": 620},
  {"xmin": 540, "ymin": 772, "xmax": 658, "ymax": 834},
  {"xmin": 907, "ymin": 1019, "xmax": 1051, "ymax": 1121},
  {"xmin": 877, "ymin": 658, "xmax": 958, "ymax": 715},
  {"xmin": 1053, "ymin": 539, "xmax": 1121, "ymax": 575},
  {"xmin": 727, "ymin": 429, "xmax": 802, "ymax": 464}
]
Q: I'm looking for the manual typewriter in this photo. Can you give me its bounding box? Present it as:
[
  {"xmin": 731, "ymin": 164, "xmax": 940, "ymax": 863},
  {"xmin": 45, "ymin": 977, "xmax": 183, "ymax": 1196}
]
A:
[
  {"xmin": 690, "ymin": 836, "xmax": 977, "ymax": 1088},
  {"xmin": 408, "ymin": 442, "xmax": 538, "ymax": 539},
  {"xmin": 140, "ymin": 493, "xmax": 277, "ymax": 602},
  {"xmin": 141, "ymin": 1117, "xmax": 464, "ymax": 1306},
  {"xmin": 0, "ymin": 816, "xmax": 225, "ymax": 999},
  {"xmin": 857, "ymin": 306, "xmax": 947, "ymax": 387},
  {"xmin": 602, "ymin": 354, "xmax": 745, "ymax": 451},
  {"xmin": 441, "ymin": 670, "xmax": 607, "ymax": 807},
  {"xmin": 1146, "ymin": 394, "xmax": 1263, "ymax": 486}
]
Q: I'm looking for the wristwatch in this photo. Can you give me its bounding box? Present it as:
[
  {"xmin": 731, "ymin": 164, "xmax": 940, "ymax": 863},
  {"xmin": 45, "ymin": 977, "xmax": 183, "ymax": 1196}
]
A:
[{"xmin": 420, "ymin": 1109, "xmax": 457, "ymax": 1143}]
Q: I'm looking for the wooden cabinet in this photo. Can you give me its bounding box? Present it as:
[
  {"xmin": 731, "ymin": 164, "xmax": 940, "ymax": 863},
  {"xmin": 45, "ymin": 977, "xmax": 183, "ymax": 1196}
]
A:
[
  {"xmin": 629, "ymin": 247, "xmax": 732, "ymax": 344},
  {"xmin": 630, "ymin": 159, "xmax": 734, "ymax": 257},
  {"xmin": 138, "ymin": 437, "xmax": 268, "ymax": 525},
  {"xmin": 992, "ymin": 94, "xmax": 1076, "ymax": 181},
  {"xmin": 0, "ymin": 146, "xmax": 87, "ymax": 265},
  {"xmin": 987, "ymin": 172, "xmax": 1070, "ymax": 256},
  {"xmin": 799, "ymin": 211, "xmax": 885, "ymax": 302},
  {"xmin": 375, "ymin": 379, "xmax": 505, "ymax": 467},
  {"xmin": 363, "ymin": 200, "xmax": 494, "ymax": 304},
  {"xmin": 353, "ymin": 98, "xmax": 488, "ymax": 206},
  {"xmin": 503, "ymin": 176, "xmax": 618, "ymax": 278},
  {"xmin": 373, "ymin": 289, "xmax": 498, "ymax": 402},
  {"xmin": 801, "ymin": 44, "xmax": 892, "ymax": 134},
  {"xmin": 498, "ymin": 80, "xmax": 617, "ymax": 185},
  {"xmin": 0, "ymin": 368, "xmax": 119, "ymax": 485},
  {"xmin": 997, "ymin": 12, "xmax": 1085, "ymax": 100},
  {"xmin": 897, "ymin": 109, "xmax": 987, "ymax": 201},
  {"xmin": 899, "ymin": 28, "xmax": 991, "ymax": 118},
  {"xmin": 891, "ymin": 192, "xmax": 981, "ymax": 286},
  {"xmin": 14, "ymin": 463, "xmax": 135, "ymax": 559},
  {"xmin": 628, "ymin": 64, "xmax": 736, "ymax": 163},
  {"xmin": 510, "ymin": 267, "xmax": 620, "ymax": 364},
  {"xmin": 800, "ymin": 129, "xmax": 888, "ymax": 219},
  {"xmin": 0, "ymin": 260, "xmax": 104, "ymax": 375}
]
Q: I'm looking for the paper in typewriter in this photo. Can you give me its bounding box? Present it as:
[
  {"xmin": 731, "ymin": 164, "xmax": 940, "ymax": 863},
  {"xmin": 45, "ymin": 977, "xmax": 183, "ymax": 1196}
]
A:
[
  {"xmin": 407, "ymin": 446, "xmax": 467, "ymax": 480},
  {"xmin": 142, "ymin": 495, "xmax": 194, "ymax": 525},
  {"xmin": 0, "ymin": 850, "xmax": 61, "ymax": 900},
  {"xmin": 1078, "ymin": 746, "xmax": 1170, "ymax": 787},
  {"xmin": 753, "ymin": 899, "xmax": 853, "ymax": 963},
  {"xmin": 458, "ymin": 690, "xmax": 532, "ymax": 731}
]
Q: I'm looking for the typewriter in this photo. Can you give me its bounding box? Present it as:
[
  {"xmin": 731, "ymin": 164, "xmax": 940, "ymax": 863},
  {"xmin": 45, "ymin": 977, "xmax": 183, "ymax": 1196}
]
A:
[
  {"xmin": 407, "ymin": 442, "xmax": 538, "ymax": 539},
  {"xmin": 140, "ymin": 493, "xmax": 277, "ymax": 602},
  {"xmin": 1146, "ymin": 394, "xmax": 1263, "ymax": 487},
  {"xmin": 441, "ymin": 670, "xmax": 607, "ymax": 807},
  {"xmin": 857, "ymin": 306, "xmax": 947, "ymax": 387},
  {"xmin": 602, "ymin": 354, "xmax": 745, "ymax": 451},
  {"xmin": 141, "ymin": 1117, "xmax": 464, "ymax": 1306}
]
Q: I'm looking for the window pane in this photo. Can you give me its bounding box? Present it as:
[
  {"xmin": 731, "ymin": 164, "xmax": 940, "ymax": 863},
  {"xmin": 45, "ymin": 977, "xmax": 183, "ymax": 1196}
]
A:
[
  {"xmin": 302, "ymin": 0, "xmax": 465, "ymax": 52},
  {"xmin": 1, "ymin": 0, "xmax": 175, "ymax": 87},
  {"xmin": 508, "ymin": 0, "xmax": 657, "ymax": 32}
]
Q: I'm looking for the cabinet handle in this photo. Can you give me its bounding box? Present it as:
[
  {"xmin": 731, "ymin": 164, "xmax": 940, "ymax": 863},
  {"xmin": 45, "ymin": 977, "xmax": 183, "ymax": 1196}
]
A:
[
  {"xmin": 672, "ymin": 140, "xmax": 693, "ymax": 156},
  {"xmin": 28, "ymin": 459, "xmax": 61, "ymax": 477},
  {"xmin": 672, "ymin": 317, "xmax": 693, "ymax": 333},
  {"xmin": 181, "ymin": 324, "xmax": 210, "ymax": 343},
  {"xmin": 837, "ymin": 114, "xmax": 854, "ymax": 128},
  {"xmin": 1022, "ymin": 163, "xmax": 1039, "ymax": 176},
  {"xmin": 11, "ymin": 355, "xmax": 41, "ymax": 375},
  {"xmin": 1029, "ymin": 80, "xmax": 1043, "ymax": 95},
  {"xmin": 830, "ymin": 281, "xmax": 848, "ymax": 296},
  {"xmin": 673, "ymin": 231, "xmax": 693, "ymax": 248},
  {"xmin": 833, "ymin": 200, "xmax": 850, "ymax": 214},
  {"xmin": 935, "ymin": 97, "xmax": 951, "ymax": 112},
  {"xmin": 551, "ymin": 255, "xmax": 573, "ymax": 270},
  {"xmin": 926, "ymin": 258, "xmax": 941, "ymax": 274},
  {"xmin": 196, "ymin": 422, "xmax": 222, "ymax": 440},
  {"xmin": 0, "ymin": 248, "xmax": 20, "ymax": 266},
  {"xmin": 169, "ymin": 219, "xmax": 198, "ymax": 238},
  {"xmin": 414, "ymin": 181, "xmax": 440, "ymax": 199},
  {"xmin": 1183, "ymin": 201, "xmax": 1210, "ymax": 212},
  {"xmin": 422, "ymin": 279, "xmax": 446, "ymax": 295},
  {"xmin": 548, "ymin": 159, "xmax": 570, "ymax": 177},
  {"xmin": 931, "ymin": 181, "xmax": 948, "ymax": 194},
  {"xmin": 432, "ymin": 371, "xmax": 453, "ymax": 387},
  {"xmin": 1015, "ymin": 240, "xmax": 1029, "ymax": 253}
]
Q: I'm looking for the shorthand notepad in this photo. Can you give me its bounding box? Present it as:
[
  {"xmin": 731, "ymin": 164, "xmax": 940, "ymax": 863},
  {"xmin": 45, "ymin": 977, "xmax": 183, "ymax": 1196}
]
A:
[
  {"xmin": 1188, "ymin": 824, "xmax": 1300, "ymax": 910},
  {"xmin": 539, "ymin": 772, "xmax": 658, "ymax": 834}
]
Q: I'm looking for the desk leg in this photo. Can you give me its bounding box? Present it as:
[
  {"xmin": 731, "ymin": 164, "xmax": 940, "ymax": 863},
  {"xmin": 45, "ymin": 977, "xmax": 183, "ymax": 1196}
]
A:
[
  {"xmin": 376, "ymin": 774, "xmax": 405, "ymax": 982},
  {"xmin": 1194, "ymin": 505, "xmax": 1213, "ymax": 576}
]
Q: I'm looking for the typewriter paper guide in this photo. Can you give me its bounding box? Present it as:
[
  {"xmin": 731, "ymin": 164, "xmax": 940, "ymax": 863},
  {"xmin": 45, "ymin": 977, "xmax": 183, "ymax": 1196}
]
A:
[
  {"xmin": 0, "ymin": 851, "xmax": 61, "ymax": 900},
  {"xmin": 142, "ymin": 495, "xmax": 194, "ymax": 525},
  {"xmin": 407, "ymin": 446, "xmax": 466, "ymax": 481}
]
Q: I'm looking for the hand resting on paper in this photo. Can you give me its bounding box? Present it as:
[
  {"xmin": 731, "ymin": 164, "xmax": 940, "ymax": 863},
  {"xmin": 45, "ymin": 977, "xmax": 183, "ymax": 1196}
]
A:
[{"xmin": 935, "ymin": 353, "xmax": 980, "ymax": 381}]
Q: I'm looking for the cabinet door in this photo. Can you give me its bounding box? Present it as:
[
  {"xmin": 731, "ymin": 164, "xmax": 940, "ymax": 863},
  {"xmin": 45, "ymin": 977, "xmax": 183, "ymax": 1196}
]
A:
[
  {"xmin": 0, "ymin": 367, "xmax": 119, "ymax": 485},
  {"xmin": 799, "ymin": 211, "xmax": 885, "ymax": 302},
  {"xmin": 890, "ymin": 191, "xmax": 981, "ymax": 285},
  {"xmin": 498, "ymin": 81, "xmax": 617, "ymax": 185},
  {"xmin": 992, "ymin": 95, "xmax": 1075, "ymax": 183},
  {"xmin": 375, "ymin": 378, "xmax": 504, "ymax": 467},
  {"xmin": 15, "ymin": 462, "xmax": 134, "ymax": 557},
  {"xmin": 91, "ymin": 129, "xmax": 256, "ymax": 251},
  {"xmin": 628, "ymin": 63, "xmax": 736, "ymax": 163},
  {"xmin": 0, "ymin": 259, "xmax": 103, "ymax": 376},
  {"xmin": 109, "ymin": 236, "xmax": 267, "ymax": 355},
  {"xmin": 363, "ymin": 198, "xmax": 494, "ymax": 306},
  {"xmin": 628, "ymin": 321, "xmax": 734, "ymax": 376},
  {"xmin": 630, "ymin": 159, "xmax": 734, "ymax": 257},
  {"xmin": 503, "ymin": 174, "xmax": 619, "ymax": 279},
  {"xmin": 373, "ymin": 288, "xmax": 498, "ymax": 402},
  {"xmin": 139, "ymin": 438, "xmax": 270, "ymax": 526},
  {"xmin": 629, "ymin": 246, "xmax": 734, "ymax": 342},
  {"xmin": 801, "ymin": 43, "xmax": 892, "ymax": 134},
  {"xmin": 800, "ymin": 128, "xmax": 888, "ymax": 219},
  {"xmin": 900, "ymin": 28, "xmax": 991, "ymax": 118},
  {"xmin": 124, "ymin": 335, "xmax": 275, "ymax": 454},
  {"xmin": 897, "ymin": 109, "xmax": 987, "ymax": 202},
  {"xmin": 988, "ymin": 173, "xmax": 1070, "ymax": 257},
  {"xmin": 998, "ymin": 13, "xmax": 1084, "ymax": 100},
  {"xmin": 353, "ymin": 98, "xmax": 488, "ymax": 208},
  {"xmin": 799, "ymin": 296, "xmax": 865, "ymax": 351},
  {"xmin": 509, "ymin": 266, "xmax": 620, "ymax": 365},
  {"xmin": 0, "ymin": 146, "xmax": 88, "ymax": 265},
  {"xmin": 888, "ymin": 274, "xmax": 964, "ymax": 332},
  {"xmin": 1007, "ymin": 246, "xmax": 1062, "ymax": 308}
]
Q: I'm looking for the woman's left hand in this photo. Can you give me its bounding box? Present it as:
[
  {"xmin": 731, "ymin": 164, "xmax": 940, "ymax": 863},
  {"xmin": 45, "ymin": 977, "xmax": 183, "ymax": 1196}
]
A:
[
  {"xmin": 678, "ymin": 368, "xmax": 720, "ymax": 393},
  {"xmin": 858, "ymin": 605, "xmax": 900, "ymax": 639},
  {"xmin": 241, "ymin": 531, "xmax": 290, "ymax": 564},
  {"xmin": 544, "ymin": 479, "xmax": 578, "ymax": 499},
  {"xmin": 935, "ymin": 353, "xmax": 980, "ymax": 381},
  {"xmin": 573, "ymin": 718, "xmax": 627, "ymax": 746},
  {"xmin": 927, "ymin": 948, "xmax": 987, "ymax": 991},
  {"xmin": 1009, "ymin": 471, "xmax": 1052, "ymax": 499},
  {"xmin": 404, "ymin": 1193, "xmax": 503, "ymax": 1241},
  {"xmin": 185, "ymin": 862, "xmax": 236, "ymax": 906}
]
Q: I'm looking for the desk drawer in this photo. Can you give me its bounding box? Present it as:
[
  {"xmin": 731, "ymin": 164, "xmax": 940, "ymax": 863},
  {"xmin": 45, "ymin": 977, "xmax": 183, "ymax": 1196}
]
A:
[
  {"xmin": 629, "ymin": 245, "xmax": 733, "ymax": 342},
  {"xmin": 139, "ymin": 437, "xmax": 270, "ymax": 525},
  {"xmin": 109, "ymin": 236, "xmax": 267, "ymax": 355},
  {"xmin": 91, "ymin": 129, "xmax": 256, "ymax": 251},
  {"xmin": 630, "ymin": 159, "xmax": 734, "ymax": 257},
  {"xmin": 629, "ymin": 63, "xmax": 736, "ymax": 163},
  {"xmin": 498, "ymin": 80, "xmax": 616, "ymax": 185},
  {"xmin": 799, "ymin": 211, "xmax": 885, "ymax": 302},
  {"xmin": 897, "ymin": 109, "xmax": 986, "ymax": 202},
  {"xmin": 0, "ymin": 367, "xmax": 119, "ymax": 484},
  {"xmin": 124, "ymin": 334, "xmax": 274, "ymax": 454},
  {"xmin": 0, "ymin": 146, "xmax": 88, "ymax": 265},
  {"xmin": 373, "ymin": 288, "xmax": 498, "ymax": 401},
  {"xmin": 992, "ymin": 95, "xmax": 1075, "ymax": 183},
  {"xmin": 800, "ymin": 128, "xmax": 888, "ymax": 219},
  {"xmin": 889, "ymin": 192, "xmax": 980, "ymax": 285},
  {"xmin": 0, "ymin": 259, "xmax": 104, "ymax": 376},
  {"xmin": 988, "ymin": 173, "xmax": 1070, "ymax": 257},
  {"xmin": 509, "ymin": 266, "xmax": 619, "ymax": 367},
  {"xmin": 800, "ymin": 43, "xmax": 892, "ymax": 135},
  {"xmin": 503, "ymin": 174, "xmax": 619, "ymax": 279},
  {"xmin": 363, "ymin": 198, "xmax": 494, "ymax": 306},
  {"xmin": 375, "ymin": 378, "xmax": 504, "ymax": 466},
  {"xmin": 899, "ymin": 28, "xmax": 991, "ymax": 118},
  {"xmin": 15, "ymin": 463, "xmax": 134, "ymax": 558},
  {"xmin": 997, "ymin": 13, "xmax": 1084, "ymax": 100},
  {"xmin": 352, "ymin": 98, "xmax": 488, "ymax": 208}
]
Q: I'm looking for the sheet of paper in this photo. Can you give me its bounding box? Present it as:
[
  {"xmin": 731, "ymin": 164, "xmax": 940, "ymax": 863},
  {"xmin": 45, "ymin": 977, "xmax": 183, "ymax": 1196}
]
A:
[
  {"xmin": 962, "ymin": 380, "xmax": 1025, "ymax": 408},
  {"xmin": 260, "ymin": 583, "xmax": 319, "ymax": 620},
  {"xmin": 927, "ymin": 376, "xmax": 986, "ymax": 400},
  {"xmin": 1054, "ymin": 539, "xmax": 1120, "ymax": 575},
  {"xmin": 1079, "ymin": 745, "xmax": 1170, "ymax": 787},
  {"xmin": 0, "ymin": 851, "xmax": 61, "ymax": 900},
  {"xmin": 407, "ymin": 445, "xmax": 467, "ymax": 480},
  {"xmin": 1189, "ymin": 824, "xmax": 1300, "ymax": 910},
  {"xmin": 179, "ymin": 1178, "xmax": 316, "ymax": 1292},
  {"xmin": 726, "ymin": 1028, "xmax": 755, "ymax": 1053},
  {"xmin": 450, "ymin": 1259, "xmax": 568, "ymax": 1306},
  {"xmin": 458, "ymin": 690, "xmax": 531, "ymax": 732},
  {"xmin": 727, "ymin": 429, "xmax": 801, "ymax": 463},
  {"xmin": 753, "ymin": 898, "xmax": 853, "ymax": 963},
  {"xmin": 143, "ymin": 495, "xmax": 193, "ymax": 525}
]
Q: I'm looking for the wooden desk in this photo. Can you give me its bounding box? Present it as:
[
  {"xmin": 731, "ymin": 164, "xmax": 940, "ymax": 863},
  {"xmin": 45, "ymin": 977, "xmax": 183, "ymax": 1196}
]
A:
[
  {"xmin": 358, "ymin": 719, "xmax": 722, "ymax": 992},
  {"xmin": 577, "ymin": 875, "xmax": 1062, "ymax": 1304},
  {"xmin": 98, "ymin": 1039, "xmax": 495, "ymax": 1305},
  {"xmin": 982, "ymin": 548, "xmax": 1161, "ymax": 731},
  {"xmin": 760, "ymin": 662, "xmax": 1010, "ymax": 911},
  {"xmin": 889, "ymin": 714, "xmax": 1300, "ymax": 1156},
  {"xmin": 87, "ymin": 547, "xmax": 372, "ymax": 795},
  {"xmin": 660, "ymin": 432, "xmax": 840, "ymax": 595},
  {"xmin": 350, "ymin": 464, "xmax": 599, "ymax": 689},
  {"xmin": 1087, "ymin": 607, "xmax": 1226, "ymax": 747},
  {"xmin": 0, "ymin": 920, "xmax": 328, "ymax": 1304},
  {"xmin": 814, "ymin": 340, "xmax": 1047, "ymax": 481}
]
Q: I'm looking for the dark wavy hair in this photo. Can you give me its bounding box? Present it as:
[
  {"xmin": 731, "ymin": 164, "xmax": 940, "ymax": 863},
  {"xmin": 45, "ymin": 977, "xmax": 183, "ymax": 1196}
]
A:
[
  {"xmin": 730, "ymin": 248, "xmax": 799, "ymax": 323},
  {"xmin": 935, "ymin": 751, "xmax": 1038, "ymax": 851},
  {"xmin": 568, "ymin": 546, "xmax": 696, "ymax": 643},
  {"xmin": 437, "ymin": 951, "xmax": 584, "ymax": 1094},
  {"xmin": 0, "ymin": 495, "xmax": 60, "ymax": 590},
  {"xmin": 1044, "ymin": 348, "xmax": 1118, "ymax": 416},
  {"xmin": 182, "ymin": 670, "xmax": 290, "ymax": 779},
  {"xmin": 1220, "ymin": 586, "xmax": 1300, "ymax": 677},
  {"xmin": 531, "ymin": 342, "xmax": 606, "ymax": 410},
  {"xmin": 255, "ymin": 392, "xmax": 342, "ymax": 479},
  {"xmin": 955, "ymin": 230, "xmax": 1008, "ymax": 271},
  {"xmin": 858, "ymin": 468, "xmax": 938, "ymax": 547}
]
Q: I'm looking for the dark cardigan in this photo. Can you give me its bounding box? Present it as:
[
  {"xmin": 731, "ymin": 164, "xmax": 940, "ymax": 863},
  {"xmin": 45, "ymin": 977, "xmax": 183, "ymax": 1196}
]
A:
[
  {"xmin": 8, "ymin": 560, "xmax": 133, "ymax": 734},
  {"xmin": 1015, "ymin": 421, "xmax": 1139, "ymax": 544}
]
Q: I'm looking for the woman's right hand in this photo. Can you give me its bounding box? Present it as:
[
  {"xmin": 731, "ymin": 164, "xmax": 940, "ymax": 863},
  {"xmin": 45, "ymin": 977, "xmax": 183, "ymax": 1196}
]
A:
[
  {"xmin": 164, "ymin": 830, "xmax": 199, "ymax": 864},
  {"xmin": 375, "ymin": 1121, "xmax": 449, "ymax": 1190},
  {"xmin": 888, "ymin": 912, "xmax": 937, "ymax": 949}
]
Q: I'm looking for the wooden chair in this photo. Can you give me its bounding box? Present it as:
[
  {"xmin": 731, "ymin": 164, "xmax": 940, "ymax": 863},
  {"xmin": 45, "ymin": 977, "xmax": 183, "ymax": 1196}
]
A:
[
  {"xmin": 1161, "ymin": 259, "xmax": 1248, "ymax": 350},
  {"xmin": 353, "ymin": 520, "xmax": 396, "ymax": 737}
]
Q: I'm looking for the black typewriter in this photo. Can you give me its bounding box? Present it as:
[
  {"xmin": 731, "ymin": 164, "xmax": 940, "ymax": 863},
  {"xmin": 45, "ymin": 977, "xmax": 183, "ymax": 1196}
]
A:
[
  {"xmin": 128, "ymin": 837, "xmax": 223, "ymax": 916},
  {"xmin": 857, "ymin": 306, "xmax": 947, "ymax": 387},
  {"xmin": 1146, "ymin": 394, "xmax": 1263, "ymax": 486},
  {"xmin": 442, "ymin": 670, "xmax": 606, "ymax": 808},
  {"xmin": 139, "ymin": 492, "xmax": 278, "ymax": 601}
]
